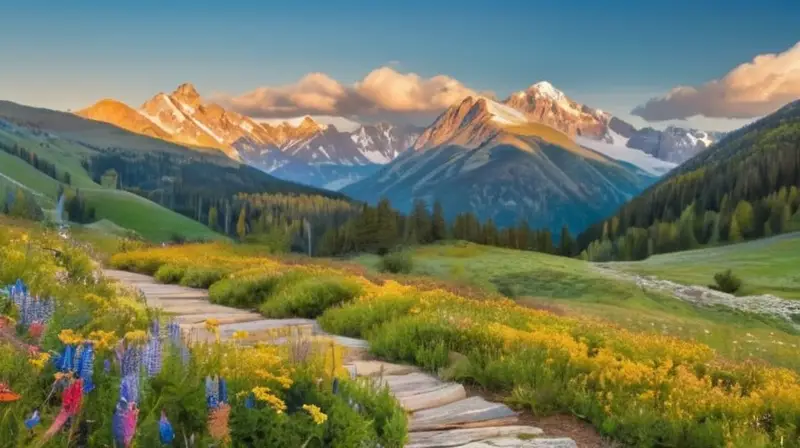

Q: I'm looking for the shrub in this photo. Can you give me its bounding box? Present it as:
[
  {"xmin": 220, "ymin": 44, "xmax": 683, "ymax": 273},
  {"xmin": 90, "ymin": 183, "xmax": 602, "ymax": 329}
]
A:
[
  {"xmin": 259, "ymin": 275, "xmax": 363, "ymax": 319},
  {"xmin": 378, "ymin": 251, "xmax": 413, "ymax": 274},
  {"xmin": 208, "ymin": 272, "xmax": 287, "ymax": 308},
  {"xmin": 318, "ymin": 295, "xmax": 418, "ymax": 338},
  {"xmin": 154, "ymin": 264, "xmax": 187, "ymax": 284},
  {"xmin": 710, "ymin": 269, "xmax": 743, "ymax": 294},
  {"xmin": 179, "ymin": 267, "xmax": 226, "ymax": 289}
]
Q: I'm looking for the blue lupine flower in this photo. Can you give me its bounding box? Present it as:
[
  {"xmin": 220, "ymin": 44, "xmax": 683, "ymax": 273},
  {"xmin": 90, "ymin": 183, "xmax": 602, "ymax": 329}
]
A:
[
  {"xmin": 332, "ymin": 377, "xmax": 340, "ymax": 395},
  {"xmin": 244, "ymin": 392, "xmax": 255, "ymax": 409},
  {"xmin": 120, "ymin": 375, "xmax": 139, "ymax": 405},
  {"xmin": 159, "ymin": 411, "xmax": 175, "ymax": 445},
  {"xmin": 142, "ymin": 335, "xmax": 162, "ymax": 378},
  {"xmin": 205, "ymin": 376, "xmax": 219, "ymax": 409},
  {"xmin": 56, "ymin": 345, "xmax": 75, "ymax": 371},
  {"xmin": 112, "ymin": 400, "xmax": 126, "ymax": 447},
  {"xmin": 104, "ymin": 359, "xmax": 112, "ymax": 374},
  {"xmin": 77, "ymin": 342, "xmax": 95, "ymax": 393},
  {"xmin": 24, "ymin": 410, "xmax": 40, "ymax": 429},
  {"xmin": 219, "ymin": 377, "xmax": 228, "ymax": 404}
]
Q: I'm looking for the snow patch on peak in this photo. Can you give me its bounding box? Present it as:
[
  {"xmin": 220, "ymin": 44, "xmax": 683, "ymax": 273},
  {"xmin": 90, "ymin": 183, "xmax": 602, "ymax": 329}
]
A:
[
  {"xmin": 576, "ymin": 129, "xmax": 676, "ymax": 176},
  {"xmin": 529, "ymin": 81, "xmax": 566, "ymax": 101},
  {"xmin": 483, "ymin": 98, "xmax": 529, "ymax": 125}
]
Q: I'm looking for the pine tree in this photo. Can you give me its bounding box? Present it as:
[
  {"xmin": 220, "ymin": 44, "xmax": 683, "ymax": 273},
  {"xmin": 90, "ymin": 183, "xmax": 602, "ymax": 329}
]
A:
[
  {"xmin": 517, "ymin": 220, "xmax": 531, "ymax": 251},
  {"xmin": 236, "ymin": 206, "xmax": 247, "ymax": 240},
  {"xmin": 208, "ymin": 206, "xmax": 218, "ymax": 230},
  {"xmin": 410, "ymin": 199, "xmax": 432, "ymax": 243},
  {"xmin": 559, "ymin": 225, "xmax": 574, "ymax": 256},
  {"xmin": 729, "ymin": 217, "xmax": 743, "ymax": 242},
  {"xmin": 431, "ymin": 200, "xmax": 447, "ymax": 241}
]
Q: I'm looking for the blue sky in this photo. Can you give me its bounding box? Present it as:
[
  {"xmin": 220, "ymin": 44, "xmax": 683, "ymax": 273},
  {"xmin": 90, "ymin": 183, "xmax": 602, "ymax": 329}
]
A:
[{"xmin": 2, "ymin": 0, "xmax": 798, "ymax": 131}]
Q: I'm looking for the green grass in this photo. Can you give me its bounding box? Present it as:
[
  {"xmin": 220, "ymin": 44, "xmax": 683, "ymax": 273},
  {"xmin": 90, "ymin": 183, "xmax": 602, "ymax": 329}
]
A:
[
  {"xmin": 351, "ymin": 241, "xmax": 800, "ymax": 371},
  {"xmin": 611, "ymin": 233, "xmax": 800, "ymax": 299},
  {"xmin": 0, "ymin": 133, "xmax": 223, "ymax": 243}
]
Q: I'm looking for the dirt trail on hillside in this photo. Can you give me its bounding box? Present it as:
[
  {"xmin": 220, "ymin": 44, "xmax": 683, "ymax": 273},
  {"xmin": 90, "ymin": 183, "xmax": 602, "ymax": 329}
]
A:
[{"xmin": 592, "ymin": 264, "xmax": 800, "ymax": 327}]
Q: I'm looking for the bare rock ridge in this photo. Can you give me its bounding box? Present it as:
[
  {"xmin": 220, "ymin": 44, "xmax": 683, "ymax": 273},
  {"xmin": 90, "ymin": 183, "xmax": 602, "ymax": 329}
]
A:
[{"xmin": 103, "ymin": 269, "xmax": 578, "ymax": 448}]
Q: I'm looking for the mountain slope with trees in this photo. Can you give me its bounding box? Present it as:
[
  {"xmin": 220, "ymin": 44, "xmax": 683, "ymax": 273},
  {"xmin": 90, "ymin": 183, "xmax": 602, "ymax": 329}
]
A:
[{"xmin": 577, "ymin": 100, "xmax": 800, "ymax": 261}]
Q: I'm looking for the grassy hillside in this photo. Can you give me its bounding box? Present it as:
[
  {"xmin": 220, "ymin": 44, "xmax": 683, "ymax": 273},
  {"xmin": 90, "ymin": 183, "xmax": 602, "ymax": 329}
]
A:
[
  {"xmin": 612, "ymin": 232, "xmax": 800, "ymax": 299},
  {"xmin": 578, "ymin": 99, "xmax": 800, "ymax": 261},
  {"xmin": 0, "ymin": 136, "xmax": 222, "ymax": 242},
  {"xmin": 352, "ymin": 241, "xmax": 800, "ymax": 371}
]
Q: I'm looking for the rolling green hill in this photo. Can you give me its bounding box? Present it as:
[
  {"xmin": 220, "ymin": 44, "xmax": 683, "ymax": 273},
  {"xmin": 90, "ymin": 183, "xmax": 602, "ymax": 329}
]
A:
[
  {"xmin": 0, "ymin": 146, "xmax": 222, "ymax": 242},
  {"xmin": 0, "ymin": 100, "xmax": 349, "ymax": 242},
  {"xmin": 578, "ymin": 99, "xmax": 800, "ymax": 261},
  {"xmin": 351, "ymin": 241, "xmax": 800, "ymax": 371},
  {"xmin": 613, "ymin": 232, "xmax": 800, "ymax": 299}
]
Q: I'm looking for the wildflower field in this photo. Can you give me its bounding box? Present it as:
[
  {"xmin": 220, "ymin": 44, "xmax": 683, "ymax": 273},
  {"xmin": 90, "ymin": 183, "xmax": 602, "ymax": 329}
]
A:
[
  {"xmin": 112, "ymin": 242, "xmax": 800, "ymax": 448},
  {"xmin": 0, "ymin": 219, "xmax": 406, "ymax": 447}
]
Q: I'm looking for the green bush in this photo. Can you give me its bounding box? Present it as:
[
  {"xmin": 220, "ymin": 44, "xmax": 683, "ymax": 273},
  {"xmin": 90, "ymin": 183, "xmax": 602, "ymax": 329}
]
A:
[
  {"xmin": 378, "ymin": 251, "xmax": 413, "ymax": 274},
  {"xmin": 259, "ymin": 275, "xmax": 363, "ymax": 319},
  {"xmin": 209, "ymin": 271, "xmax": 288, "ymax": 308},
  {"xmin": 179, "ymin": 267, "xmax": 226, "ymax": 289},
  {"xmin": 710, "ymin": 269, "xmax": 743, "ymax": 294},
  {"xmin": 318, "ymin": 295, "xmax": 418, "ymax": 338},
  {"xmin": 154, "ymin": 264, "xmax": 187, "ymax": 284}
]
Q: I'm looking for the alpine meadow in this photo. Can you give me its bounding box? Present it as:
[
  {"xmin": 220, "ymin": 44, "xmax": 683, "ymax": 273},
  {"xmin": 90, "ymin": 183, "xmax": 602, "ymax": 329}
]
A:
[{"xmin": 2, "ymin": 3, "xmax": 800, "ymax": 447}]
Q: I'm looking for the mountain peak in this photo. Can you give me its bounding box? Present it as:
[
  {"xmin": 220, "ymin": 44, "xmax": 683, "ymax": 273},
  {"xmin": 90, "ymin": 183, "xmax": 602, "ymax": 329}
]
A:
[
  {"xmin": 527, "ymin": 81, "xmax": 566, "ymax": 101},
  {"xmin": 173, "ymin": 83, "xmax": 201, "ymax": 104}
]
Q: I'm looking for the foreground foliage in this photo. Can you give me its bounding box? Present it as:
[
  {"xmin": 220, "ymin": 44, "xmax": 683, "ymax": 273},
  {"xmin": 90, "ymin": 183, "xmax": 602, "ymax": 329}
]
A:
[
  {"xmin": 0, "ymin": 220, "xmax": 405, "ymax": 447},
  {"xmin": 112, "ymin": 242, "xmax": 800, "ymax": 447}
]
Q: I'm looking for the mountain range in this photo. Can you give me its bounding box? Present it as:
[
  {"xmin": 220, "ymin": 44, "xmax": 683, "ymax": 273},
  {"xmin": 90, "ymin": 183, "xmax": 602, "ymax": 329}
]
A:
[
  {"xmin": 76, "ymin": 82, "xmax": 724, "ymax": 189},
  {"xmin": 78, "ymin": 84, "xmax": 422, "ymax": 189},
  {"xmin": 343, "ymin": 95, "xmax": 655, "ymax": 232}
]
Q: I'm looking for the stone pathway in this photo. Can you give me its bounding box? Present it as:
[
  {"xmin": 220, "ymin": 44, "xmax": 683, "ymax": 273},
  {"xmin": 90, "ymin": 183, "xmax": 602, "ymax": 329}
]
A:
[{"xmin": 104, "ymin": 269, "xmax": 578, "ymax": 448}]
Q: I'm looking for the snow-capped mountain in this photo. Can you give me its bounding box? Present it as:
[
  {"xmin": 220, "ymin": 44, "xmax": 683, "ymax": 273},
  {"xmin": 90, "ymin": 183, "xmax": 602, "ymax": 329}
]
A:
[
  {"xmin": 504, "ymin": 81, "xmax": 615, "ymax": 140},
  {"xmin": 76, "ymin": 83, "xmax": 422, "ymax": 189},
  {"xmin": 501, "ymin": 82, "xmax": 722, "ymax": 169},
  {"xmin": 343, "ymin": 95, "xmax": 656, "ymax": 233},
  {"xmin": 626, "ymin": 126, "xmax": 726, "ymax": 164}
]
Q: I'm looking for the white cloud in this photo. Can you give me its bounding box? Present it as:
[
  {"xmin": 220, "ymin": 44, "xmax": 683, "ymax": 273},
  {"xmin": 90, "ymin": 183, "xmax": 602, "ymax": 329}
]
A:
[
  {"xmin": 216, "ymin": 67, "xmax": 479, "ymax": 122},
  {"xmin": 633, "ymin": 41, "xmax": 800, "ymax": 121}
]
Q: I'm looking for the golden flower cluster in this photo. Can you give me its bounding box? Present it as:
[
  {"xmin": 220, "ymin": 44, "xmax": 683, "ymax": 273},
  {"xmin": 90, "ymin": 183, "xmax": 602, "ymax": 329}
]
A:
[{"xmin": 302, "ymin": 404, "xmax": 328, "ymax": 425}]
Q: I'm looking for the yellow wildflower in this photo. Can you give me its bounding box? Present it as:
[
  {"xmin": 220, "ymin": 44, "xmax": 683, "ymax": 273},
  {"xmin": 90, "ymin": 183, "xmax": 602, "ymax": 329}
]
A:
[
  {"xmin": 302, "ymin": 404, "xmax": 328, "ymax": 425},
  {"xmin": 58, "ymin": 329, "xmax": 83, "ymax": 345},
  {"xmin": 29, "ymin": 352, "xmax": 50, "ymax": 370},
  {"xmin": 88, "ymin": 330, "xmax": 118, "ymax": 351},
  {"xmin": 252, "ymin": 386, "xmax": 287, "ymax": 413},
  {"xmin": 124, "ymin": 330, "xmax": 148, "ymax": 344},
  {"xmin": 205, "ymin": 318, "xmax": 220, "ymax": 333},
  {"xmin": 232, "ymin": 330, "xmax": 249, "ymax": 341}
]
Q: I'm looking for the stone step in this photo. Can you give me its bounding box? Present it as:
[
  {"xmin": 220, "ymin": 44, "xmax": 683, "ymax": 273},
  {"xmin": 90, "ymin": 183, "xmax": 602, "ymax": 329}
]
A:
[
  {"xmin": 406, "ymin": 426, "xmax": 544, "ymax": 448},
  {"xmin": 410, "ymin": 397, "xmax": 518, "ymax": 432},
  {"xmin": 172, "ymin": 312, "xmax": 265, "ymax": 326},
  {"xmin": 350, "ymin": 360, "xmax": 419, "ymax": 377},
  {"xmin": 398, "ymin": 383, "xmax": 467, "ymax": 412},
  {"xmin": 452, "ymin": 437, "xmax": 577, "ymax": 448}
]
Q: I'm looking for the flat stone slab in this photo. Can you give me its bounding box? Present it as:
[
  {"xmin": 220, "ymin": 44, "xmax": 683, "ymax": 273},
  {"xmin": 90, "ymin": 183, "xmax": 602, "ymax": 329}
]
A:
[
  {"xmin": 153, "ymin": 302, "xmax": 252, "ymax": 316},
  {"xmin": 351, "ymin": 360, "xmax": 419, "ymax": 377},
  {"xmin": 172, "ymin": 313, "xmax": 265, "ymax": 325},
  {"xmin": 398, "ymin": 383, "xmax": 466, "ymax": 412},
  {"xmin": 410, "ymin": 397, "xmax": 518, "ymax": 432},
  {"xmin": 380, "ymin": 373, "xmax": 447, "ymax": 395},
  {"xmin": 407, "ymin": 426, "xmax": 544, "ymax": 448},
  {"xmin": 454, "ymin": 438, "xmax": 577, "ymax": 448}
]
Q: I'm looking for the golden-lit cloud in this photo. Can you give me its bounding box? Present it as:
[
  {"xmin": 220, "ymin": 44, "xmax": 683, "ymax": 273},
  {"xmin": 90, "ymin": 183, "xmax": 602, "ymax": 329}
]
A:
[
  {"xmin": 217, "ymin": 67, "xmax": 479, "ymax": 120},
  {"xmin": 633, "ymin": 41, "xmax": 800, "ymax": 121}
]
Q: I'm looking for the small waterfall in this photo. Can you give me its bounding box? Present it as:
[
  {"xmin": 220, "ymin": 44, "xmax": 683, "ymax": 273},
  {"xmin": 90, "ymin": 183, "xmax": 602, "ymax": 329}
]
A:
[{"xmin": 55, "ymin": 193, "xmax": 65, "ymax": 225}]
